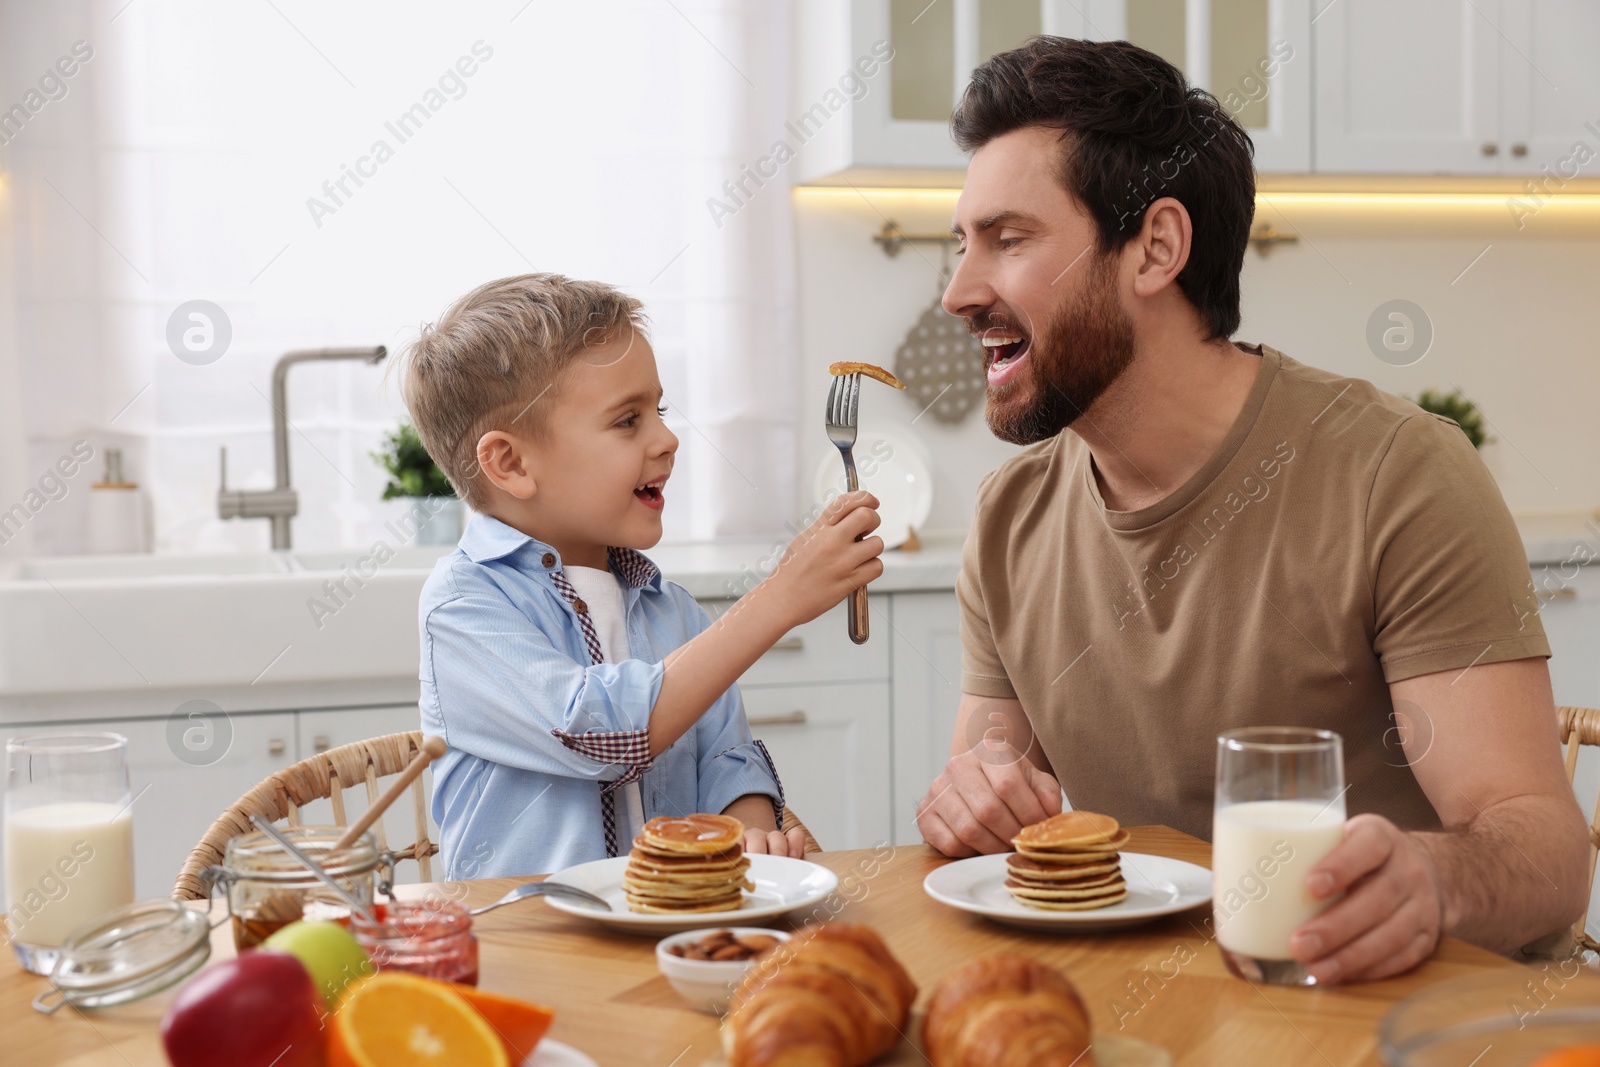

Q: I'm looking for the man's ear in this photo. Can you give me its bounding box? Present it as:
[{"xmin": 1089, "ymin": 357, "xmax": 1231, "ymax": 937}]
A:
[
  {"xmin": 474, "ymin": 430, "xmax": 537, "ymax": 501},
  {"xmin": 1130, "ymin": 196, "xmax": 1193, "ymax": 299}
]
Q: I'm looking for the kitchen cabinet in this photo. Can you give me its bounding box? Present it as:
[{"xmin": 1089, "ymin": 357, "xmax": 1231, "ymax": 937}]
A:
[
  {"xmin": 1540, "ymin": 563, "xmax": 1600, "ymax": 710},
  {"xmin": 888, "ymin": 591, "xmax": 964, "ymax": 846},
  {"xmin": 743, "ymin": 682, "xmax": 893, "ymax": 853},
  {"xmin": 1078, "ymin": 0, "xmax": 1311, "ymax": 172},
  {"xmin": 800, "ymin": 0, "xmax": 1600, "ymax": 183},
  {"xmin": 1537, "ymin": 563, "xmax": 1600, "ymax": 944},
  {"xmin": 794, "ymin": 0, "xmax": 1310, "ymax": 182},
  {"xmin": 702, "ymin": 599, "xmax": 894, "ymax": 849},
  {"xmin": 1499, "ymin": 0, "xmax": 1600, "ymax": 175},
  {"xmin": 794, "ymin": 0, "xmax": 1099, "ymax": 183},
  {"xmin": 1314, "ymin": 0, "xmax": 1600, "ymax": 175}
]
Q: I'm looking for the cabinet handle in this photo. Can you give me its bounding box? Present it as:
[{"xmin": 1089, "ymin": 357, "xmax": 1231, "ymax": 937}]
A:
[
  {"xmin": 268, "ymin": 738, "xmax": 286, "ymax": 757},
  {"xmin": 770, "ymin": 636, "xmax": 805, "ymax": 652},
  {"xmin": 748, "ymin": 710, "xmax": 808, "ymax": 727},
  {"xmin": 1481, "ymin": 142, "xmax": 1499, "ymax": 156},
  {"xmin": 1542, "ymin": 586, "xmax": 1578, "ymax": 602},
  {"xmin": 313, "ymin": 734, "xmax": 331, "ymax": 753},
  {"xmin": 1511, "ymin": 143, "xmax": 1528, "ymax": 157}
]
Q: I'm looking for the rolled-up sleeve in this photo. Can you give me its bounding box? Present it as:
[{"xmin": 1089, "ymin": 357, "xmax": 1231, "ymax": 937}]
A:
[
  {"xmin": 693, "ymin": 691, "xmax": 784, "ymax": 826},
  {"xmin": 424, "ymin": 591, "xmax": 662, "ymax": 782}
]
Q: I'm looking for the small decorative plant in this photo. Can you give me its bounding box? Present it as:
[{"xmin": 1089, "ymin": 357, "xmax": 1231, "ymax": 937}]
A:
[
  {"xmin": 1412, "ymin": 388, "xmax": 1491, "ymax": 450},
  {"xmin": 372, "ymin": 421, "xmax": 455, "ymax": 499}
]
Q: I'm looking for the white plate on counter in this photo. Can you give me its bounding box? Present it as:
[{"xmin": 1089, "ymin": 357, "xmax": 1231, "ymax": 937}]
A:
[
  {"xmin": 811, "ymin": 425, "xmax": 934, "ymax": 550},
  {"xmin": 542, "ymin": 854, "xmax": 838, "ymax": 935},
  {"xmin": 923, "ymin": 852, "xmax": 1211, "ymax": 933},
  {"xmin": 524, "ymin": 1038, "xmax": 598, "ymax": 1066}
]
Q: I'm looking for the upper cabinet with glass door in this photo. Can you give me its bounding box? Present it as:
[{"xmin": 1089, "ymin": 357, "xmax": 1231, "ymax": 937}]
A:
[
  {"xmin": 791, "ymin": 0, "xmax": 1311, "ymax": 184},
  {"xmin": 1077, "ymin": 0, "xmax": 1311, "ymax": 172}
]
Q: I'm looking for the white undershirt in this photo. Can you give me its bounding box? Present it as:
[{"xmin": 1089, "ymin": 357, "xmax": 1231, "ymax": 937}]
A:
[{"xmin": 562, "ymin": 565, "xmax": 646, "ymax": 847}]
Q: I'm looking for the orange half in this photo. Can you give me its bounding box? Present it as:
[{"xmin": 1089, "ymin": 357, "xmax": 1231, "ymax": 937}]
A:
[
  {"xmin": 1529, "ymin": 1047, "xmax": 1600, "ymax": 1067},
  {"xmin": 453, "ymin": 985, "xmax": 555, "ymax": 1061},
  {"xmin": 329, "ymin": 972, "xmax": 509, "ymax": 1067}
]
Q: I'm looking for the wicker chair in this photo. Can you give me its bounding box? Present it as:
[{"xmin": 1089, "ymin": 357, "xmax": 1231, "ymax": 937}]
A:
[
  {"xmin": 174, "ymin": 730, "xmax": 821, "ymax": 899},
  {"xmin": 173, "ymin": 732, "xmax": 441, "ymax": 900},
  {"xmin": 1558, "ymin": 706, "xmax": 1600, "ymax": 958}
]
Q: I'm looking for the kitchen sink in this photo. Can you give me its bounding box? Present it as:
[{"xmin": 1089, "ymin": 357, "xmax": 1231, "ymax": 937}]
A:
[{"xmin": 0, "ymin": 549, "xmax": 452, "ymax": 710}]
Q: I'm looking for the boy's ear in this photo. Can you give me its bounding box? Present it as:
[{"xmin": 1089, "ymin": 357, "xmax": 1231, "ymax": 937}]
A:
[{"xmin": 474, "ymin": 430, "xmax": 538, "ymax": 501}]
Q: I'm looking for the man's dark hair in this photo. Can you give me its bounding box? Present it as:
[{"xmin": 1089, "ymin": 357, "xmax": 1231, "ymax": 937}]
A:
[{"xmin": 952, "ymin": 36, "xmax": 1255, "ymax": 341}]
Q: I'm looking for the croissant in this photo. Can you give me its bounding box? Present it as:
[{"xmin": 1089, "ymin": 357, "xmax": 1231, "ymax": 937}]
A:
[
  {"xmin": 921, "ymin": 955, "xmax": 1096, "ymax": 1067},
  {"xmin": 722, "ymin": 923, "xmax": 918, "ymax": 1067}
]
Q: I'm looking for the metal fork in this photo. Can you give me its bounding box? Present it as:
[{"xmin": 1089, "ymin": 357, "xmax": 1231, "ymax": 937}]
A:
[{"xmin": 825, "ymin": 373, "xmax": 870, "ymax": 645}]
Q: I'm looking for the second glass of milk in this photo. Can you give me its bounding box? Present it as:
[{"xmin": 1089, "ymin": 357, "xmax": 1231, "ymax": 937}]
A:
[{"xmin": 1213, "ymin": 727, "xmax": 1345, "ymax": 986}]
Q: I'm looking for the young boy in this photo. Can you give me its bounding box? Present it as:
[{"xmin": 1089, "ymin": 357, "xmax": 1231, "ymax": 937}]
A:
[{"xmin": 400, "ymin": 273, "xmax": 884, "ymax": 879}]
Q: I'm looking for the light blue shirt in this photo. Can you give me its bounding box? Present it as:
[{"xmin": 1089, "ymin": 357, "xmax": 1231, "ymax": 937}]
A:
[{"xmin": 419, "ymin": 514, "xmax": 783, "ymax": 878}]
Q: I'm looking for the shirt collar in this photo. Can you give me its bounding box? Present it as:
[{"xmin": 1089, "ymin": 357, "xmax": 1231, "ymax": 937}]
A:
[{"xmin": 459, "ymin": 514, "xmax": 662, "ymax": 589}]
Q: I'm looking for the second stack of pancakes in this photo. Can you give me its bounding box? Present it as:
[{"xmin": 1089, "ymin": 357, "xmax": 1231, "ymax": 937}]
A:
[
  {"xmin": 623, "ymin": 813, "xmax": 753, "ymax": 914},
  {"xmin": 1006, "ymin": 811, "xmax": 1129, "ymax": 911}
]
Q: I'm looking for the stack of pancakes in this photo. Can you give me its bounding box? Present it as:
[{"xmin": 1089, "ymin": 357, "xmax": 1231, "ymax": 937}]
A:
[
  {"xmin": 1006, "ymin": 811, "xmax": 1129, "ymax": 911},
  {"xmin": 623, "ymin": 813, "xmax": 753, "ymax": 914}
]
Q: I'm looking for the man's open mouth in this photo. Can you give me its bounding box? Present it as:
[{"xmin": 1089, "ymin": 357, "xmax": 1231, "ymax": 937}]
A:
[{"xmin": 980, "ymin": 328, "xmax": 1031, "ymax": 373}]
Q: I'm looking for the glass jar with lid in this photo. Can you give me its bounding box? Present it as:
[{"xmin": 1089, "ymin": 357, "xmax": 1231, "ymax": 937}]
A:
[{"xmin": 206, "ymin": 826, "xmax": 392, "ymax": 951}]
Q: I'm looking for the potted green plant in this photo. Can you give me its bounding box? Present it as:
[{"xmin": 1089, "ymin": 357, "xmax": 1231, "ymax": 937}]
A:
[
  {"xmin": 373, "ymin": 421, "xmax": 463, "ymax": 545},
  {"xmin": 1411, "ymin": 389, "xmax": 1492, "ymax": 450}
]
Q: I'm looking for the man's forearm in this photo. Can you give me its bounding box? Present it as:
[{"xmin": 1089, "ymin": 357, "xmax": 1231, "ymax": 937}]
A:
[{"xmin": 1411, "ymin": 794, "xmax": 1590, "ymax": 954}]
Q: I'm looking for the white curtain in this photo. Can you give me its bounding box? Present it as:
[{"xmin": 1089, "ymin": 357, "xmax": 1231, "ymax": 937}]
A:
[{"xmin": 0, "ymin": 0, "xmax": 797, "ymax": 552}]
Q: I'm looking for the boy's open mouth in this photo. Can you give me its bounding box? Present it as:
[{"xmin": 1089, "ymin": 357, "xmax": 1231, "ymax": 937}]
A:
[
  {"xmin": 633, "ymin": 477, "xmax": 666, "ymax": 509},
  {"xmin": 980, "ymin": 327, "xmax": 1031, "ymax": 385}
]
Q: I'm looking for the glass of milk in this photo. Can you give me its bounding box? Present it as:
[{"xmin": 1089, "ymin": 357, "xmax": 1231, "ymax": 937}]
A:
[
  {"xmin": 1213, "ymin": 727, "xmax": 1345, "ymax": 986},
  {"xmin": 4, "ymin": 733, "xmax": 136, "ymax": 974}
]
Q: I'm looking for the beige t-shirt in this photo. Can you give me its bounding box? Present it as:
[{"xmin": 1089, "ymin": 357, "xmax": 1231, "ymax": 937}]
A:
[{"xmin": 958, "ymin": 344, "xmax": 1548, "ymax": 840}]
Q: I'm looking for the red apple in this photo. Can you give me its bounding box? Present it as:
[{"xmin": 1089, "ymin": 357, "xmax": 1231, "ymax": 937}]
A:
[{"xmin": 161, "ymin": 951, "xmax": 326, "ymax": 1067}]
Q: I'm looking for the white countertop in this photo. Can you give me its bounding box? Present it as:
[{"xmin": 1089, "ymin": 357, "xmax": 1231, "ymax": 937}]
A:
[{"xmin": 1513, "ymin": 511, "xmax": 1600, "ymax": 568}]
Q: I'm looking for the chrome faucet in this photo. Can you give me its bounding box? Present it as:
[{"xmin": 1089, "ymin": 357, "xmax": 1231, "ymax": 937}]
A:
[{"xmin": 218, "ymin": 345, "xmax": 388, "ymax": 550}]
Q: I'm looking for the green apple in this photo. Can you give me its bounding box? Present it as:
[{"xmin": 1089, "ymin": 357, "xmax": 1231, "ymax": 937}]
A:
[{"xmin": 262, "ymin": 920, "xmax": 373, "ymax": 1007}]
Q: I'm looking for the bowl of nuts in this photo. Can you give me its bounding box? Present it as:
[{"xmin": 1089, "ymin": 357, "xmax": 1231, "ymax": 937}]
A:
[{"xmin": 655, "ymin": 927, "xmax": 791, "ymax": 1014}]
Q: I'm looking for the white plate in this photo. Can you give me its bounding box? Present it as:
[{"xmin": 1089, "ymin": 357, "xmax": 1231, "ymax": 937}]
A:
[
  {"xmin": 923, "ymin": 852, "xmax": 1212, "ymax": 933},
  {"xmin": 811, "ymin": 424, "xmax": 934, "ymax": 550},
  {"xmin": 523, "ymin": 1039, "xmax": 597, "ymax": 1067},
  {"xmin": 543, "ymin": 854, "xmax": 839, "ymax": 935}
]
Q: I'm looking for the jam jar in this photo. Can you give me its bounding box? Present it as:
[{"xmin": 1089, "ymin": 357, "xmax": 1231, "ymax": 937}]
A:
[{"xmin": 349, "ymin": 899, "xmax": 479, "ymax": 986}]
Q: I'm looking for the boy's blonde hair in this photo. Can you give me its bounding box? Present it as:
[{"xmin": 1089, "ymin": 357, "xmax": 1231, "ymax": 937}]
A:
[{"xmin": 398, "ymin": 273, "xmax": 647, "ymax": 511}]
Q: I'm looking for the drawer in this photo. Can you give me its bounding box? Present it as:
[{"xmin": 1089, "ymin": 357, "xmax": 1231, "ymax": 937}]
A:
[{"xmin": 699, "ymin": 599, "xmax": 890, "ymax": 686}]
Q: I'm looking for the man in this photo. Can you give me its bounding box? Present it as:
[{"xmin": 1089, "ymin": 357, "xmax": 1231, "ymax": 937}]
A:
[{"xmin": 915, "ymin": 37, "xmax": 1590, "ymax": 982}]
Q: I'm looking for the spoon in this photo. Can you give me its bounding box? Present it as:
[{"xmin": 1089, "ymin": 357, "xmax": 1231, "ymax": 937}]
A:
[{"xmin": 470, "ymin": 881, "xmax": 613, "ymax": 915}]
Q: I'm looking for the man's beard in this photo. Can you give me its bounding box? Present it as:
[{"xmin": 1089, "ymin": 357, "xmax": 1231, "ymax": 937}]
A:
[{"xmin": 981, "ymin": 254, "xmax": 1136, "ymax": 446}]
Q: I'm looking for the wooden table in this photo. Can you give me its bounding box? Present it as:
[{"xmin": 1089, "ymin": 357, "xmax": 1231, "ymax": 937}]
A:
[{"xmin": 7, "ymin": 826, "xmax": 1529, "ymax": 1066}]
